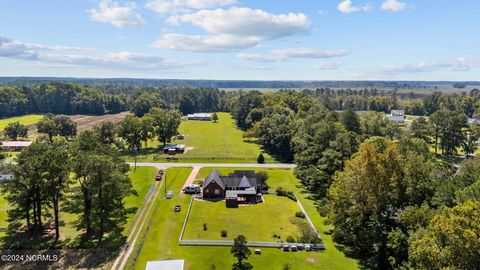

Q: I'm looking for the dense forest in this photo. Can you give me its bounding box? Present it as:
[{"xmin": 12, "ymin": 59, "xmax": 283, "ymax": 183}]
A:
[
  {"xmin": 0, "ymin": 82, "xmax": 225, "ymax": 117},
  {"xmin": 1, "ymin": 77, "xmax": 479, "ymax": 89},
  {"xmin": 229, "ymin": 90, "xmax": 480, "ymax": 269}
]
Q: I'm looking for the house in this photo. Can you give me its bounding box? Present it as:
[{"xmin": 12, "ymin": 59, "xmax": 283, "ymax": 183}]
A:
[
  {"xmin": 0, "ymin": 141, "xmax": 32, "ymax": 151},
  {"xmin": 163, "ymin": 144, "xmax": 185, "ymax": 155},
  {"xmin": 0, "ymin": 168, "xmax": 14, "ymax": 181},
  {"xmin": 202, "ymin": 170, "xmax": 263, "ymax": 207},
  {"xmin": 467, "ymin": 118, "xmax": 480, "ymax": 126},
  {"xmin": 145, "ymin": 260, "xmax": 184, "ymax": 270},
  {"xmin": 391, "ymin": 110, "xmax": 405, "ymax": 117},
  {"xmin": 187, "ymin": 113, "xmax": 211, "ymax": 121},
  {"xmin": 388, "ymin": 110, "xmax": 405, "ymax": 124}
]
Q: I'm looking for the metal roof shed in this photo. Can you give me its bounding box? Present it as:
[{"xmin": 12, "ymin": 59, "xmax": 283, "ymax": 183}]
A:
[{"xmin": 145, "ymin": 260, "xmax": 184, "ymax": 270}]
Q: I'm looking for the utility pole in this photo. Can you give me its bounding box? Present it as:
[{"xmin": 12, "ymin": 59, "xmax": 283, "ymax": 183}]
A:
[{"xmin": 164, "ymin": 171, "xmax": 167, "ymax": 197}]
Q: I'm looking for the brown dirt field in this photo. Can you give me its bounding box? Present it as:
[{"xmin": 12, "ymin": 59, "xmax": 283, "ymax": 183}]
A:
[{"xmin": 28, "ymin": 113, "xmax": 128, "ymax": 137}]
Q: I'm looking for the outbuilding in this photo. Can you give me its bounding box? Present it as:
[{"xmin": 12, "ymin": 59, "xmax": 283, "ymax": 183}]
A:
[{"xmin": 0, "ymin": 141, "xmax": 32, "ymax": 151}]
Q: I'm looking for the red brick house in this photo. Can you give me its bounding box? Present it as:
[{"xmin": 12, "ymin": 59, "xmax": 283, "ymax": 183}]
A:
[{"xmin": 202, "ymin": 170, "xmax": 263, "ymax": 207}]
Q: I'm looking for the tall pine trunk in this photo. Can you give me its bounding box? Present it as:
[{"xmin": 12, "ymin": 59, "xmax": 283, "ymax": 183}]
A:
[{"xmin": 53, "ymin": 195, "xmax": 60, "ymax": 242}]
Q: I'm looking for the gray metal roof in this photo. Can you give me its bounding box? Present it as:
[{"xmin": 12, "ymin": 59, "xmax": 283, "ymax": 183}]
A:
[
  {"xmin": 203, "ymin": 169, "xmax": 225, "ymax": 189},
  {"xmin": 203, "ymin": 170, "xmax": 260, "ymax": 190},
  {"xmin": 145, "ymin": 260, "xmax": 184, "ymax": 270},
  {"xmin": 226, "ymin": 187, "xmax": 257, "ymax": 197}
]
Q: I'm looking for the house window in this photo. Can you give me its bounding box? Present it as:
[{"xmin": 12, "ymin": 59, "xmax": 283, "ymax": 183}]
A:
[
  {"xmin": 214, "ymin": 189, "xmax": 220, "ymax": 195},
  {"xmin": 205, "ymin": 189, "xmax": 209, "ymax": 193}
]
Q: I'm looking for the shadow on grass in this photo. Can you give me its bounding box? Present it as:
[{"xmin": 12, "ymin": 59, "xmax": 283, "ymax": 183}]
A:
[{"xmin": 1, "ymin": 224, "xmax": 126, "ymax": 269}]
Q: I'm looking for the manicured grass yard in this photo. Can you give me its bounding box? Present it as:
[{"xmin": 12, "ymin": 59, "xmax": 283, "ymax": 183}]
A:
[
  {"xmin": 184, "ymin": 195, "xmax": 303, "ymax": 242},
  {"xmin": 0, "ymin": 114, "xmax": 43, "ymax": 132},
  {"xmin": 129, "ymin": 112, "xmax": 274, "ymax": 163},
  {"xmin": 132, "ymin": 167, "xmax": 359, "ymax": 270}
]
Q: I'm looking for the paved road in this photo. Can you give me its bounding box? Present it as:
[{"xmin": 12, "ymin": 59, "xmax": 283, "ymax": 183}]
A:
[{"xmin": 128, "ymin": 162, "xmax": 296, "ymax": 169}]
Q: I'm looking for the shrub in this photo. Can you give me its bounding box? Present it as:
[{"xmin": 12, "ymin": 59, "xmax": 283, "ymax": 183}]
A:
[
  {"xmin": 203, "ymin": 223, "xmax": 208, "ymax": 231},
  {"xmin": 295, "ymin": 212, "xmax": 306, "ymax": 219},
  {"xmin": 286, "ymin": 235, "xmax": 295, "ymax": 243},
  {"xmin": 276, "ymin": 187, "xmax": 297, "ymax": 202},
  {"xmin": 221, "ymin": 230, "xmax": 228, "ymax": 237},
  {"xmin": 257, "ymin": 153, "xmax": 265, "ymax": 164}
]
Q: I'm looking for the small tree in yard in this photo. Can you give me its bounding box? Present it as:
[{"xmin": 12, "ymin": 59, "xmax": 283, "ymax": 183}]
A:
[
  {"xmin": 4, "ymin": 121, "xmax": 28, "ymax": 141},
  {"xmin": 257, "ymin": 153, "xmax": 265, "ymax": 164},
  {"xmin": 212, "ymin": 112, "xmax": 219, "ymax": 123},
  {"xmin": 231, "ymin": 235, "xmax": 253, "ymax": 270}
]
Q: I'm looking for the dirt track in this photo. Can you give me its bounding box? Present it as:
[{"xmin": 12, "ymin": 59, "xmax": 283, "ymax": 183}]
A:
[{"xmin": 28, "ymin": 113, "xmax": 127, "ymax": 137}]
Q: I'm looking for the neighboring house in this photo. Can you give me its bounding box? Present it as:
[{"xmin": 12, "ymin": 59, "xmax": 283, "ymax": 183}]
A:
[
  {"xmin": 467, "ymin": 118, "xmax": 480, "ymax": 126},
  {"xmin": 391, "ymin": 110, "xmax": 405, "ymax": 117},
  {"xmin": 163, "ymin": 144, "xmax": 185, "ymax": 155},
  {"xmin": 187, "ymin": 113, "xmax": 211, "ymax": 121},
  {"xmin": 388, "ymin": 110, "xmax": 405, "ymax": 124},
  {"xmin": 0, "ymin": 168, "xmax": 14, "ymax": 181},
  {"xmin": 202, "ymin": 170, "xmax": 263, "ymax": 207},
  {"xmin": 0, "ymin": 141, "xmax": 32, "ymax": 151}
]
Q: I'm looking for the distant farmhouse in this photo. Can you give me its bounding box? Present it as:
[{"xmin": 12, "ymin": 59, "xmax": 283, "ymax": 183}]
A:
[
  {"xmin": 467, "ymin": 118, "xmax": 480, "ymax": 126},
  {"xmin": 203, "ymin": 170, "xmax": 263, "ymax": 207},
  {"xmin": 388, "ymin": 110, "xmax": 405, "ymax": 124},
  {"xmin": 163, "ymin": 144, "xmax": 185, "ymax": 155},
  {"xmin": 187, "ymin": 113, "xmax": 211, "ymax": 121},
  {"xmin": 0, "ymin": 167, "xmax": 14, "ymax": 181},
  {"xmin": 0, "ymin": 141, "xmax": 32, "ymax": 151}
]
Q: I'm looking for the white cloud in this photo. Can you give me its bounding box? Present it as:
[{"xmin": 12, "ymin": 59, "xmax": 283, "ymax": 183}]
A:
[
  {"xmin": 381, "ymin": 0, "xmax": 407, "ymax": 12},
  {"xmin": 89, "ymin": 0, "xmax": 146, "ymax": 28},
  {"xmin": 158, "ymin": 7, "xmax": 310, "ymax": 52},
  {"xmin": 238, "ymin": 48, "xmax": 348, "ymax": 62},
  {"xmin": 40, "ymin": 52, "xmax": 198, "ymax": 71},
  {"xmin": 168, "ymin": 7, "xmax": 310, "ymax": 39},
  {"xmin": 314, "ymin": 61, "xmax": 344, "ymax": 70},
  {"xmin": 380, "ymin": 58, "xmax": 479, "ymax": 74},
  {"xmin": 337, "ymin": 0, "xmax": 371, "ymax": 14},
  {"xmin": 145, "ymin": 0, "xmax": 236, "ymax": 14},
  {"xmin": 0, "ymin": 36, "xmax": 94, "ymax": 60},
  {"xmin": 152, "ymin": 33, "xmax": 259, "ymax": 52},
  {"xmin": 0, "ymin": 35, "xmax": 199, "ymax": 71}
]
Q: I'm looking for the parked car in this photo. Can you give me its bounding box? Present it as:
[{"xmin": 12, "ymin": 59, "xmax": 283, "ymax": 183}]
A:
[
  {"xmin": 290, "ymin": 245, "xmax": 298, "ymax": 252},
  {"xmin": 305, "ymin": 245, "xmax": 312, "ymax": 251},
  {"xmin": 158, "ymin": 169, "xmax": 164, "ymax": 175},
  {"xmin": 156, "ymin": 174, "xmax": 163, "ymax": 181},
  {"xmin": 254, "ymin": 249, "xmax": 261, "ymax": 254},
  {"xmin": 297, "ymin": 245, "xmax": 304, "ymax": 250},
  {"xmin": 282, "ymin": 245, "xmax": 290, "ymax": 252},
  {"xmin": 174, "ymin": 205, "xmax": 181, "ymax": 212},
  {"xmin": 166, "ymin": 191, "xmax": 173, "ymax": 199}
]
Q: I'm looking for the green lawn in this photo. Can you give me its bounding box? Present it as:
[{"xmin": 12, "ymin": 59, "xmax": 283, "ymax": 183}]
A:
[
  {"xmin": 0, "ymin": 114, "xmax": 43, "ymax": 132},
  {"xmin": 132, "ymin": 167, "xmax": 359, "ymax": 270},
  {"xmin": 125, "ymin": 113, "xmax": 275, "ymax": 163},
  {"xmin": 184, "ymin": 195, "xmax": 303, "ymax": 242}
]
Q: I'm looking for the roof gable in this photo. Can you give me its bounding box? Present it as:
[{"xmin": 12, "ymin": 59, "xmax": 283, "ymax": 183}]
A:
[
  {"xmin": 238, "ymin": 176, "xmax": 252, "ymax": 188},
  {"xmin": 203, "ymin": 169, "xmax": 225, "ymax": 189}
]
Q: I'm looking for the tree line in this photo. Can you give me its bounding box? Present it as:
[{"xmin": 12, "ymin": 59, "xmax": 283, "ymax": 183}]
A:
[
  {"xmin": 1, "ymin": 124, "xmax": 134, "ymax": 247},
  {"xmin": 229, "ymin": 89, "xmax": 480, "ymax": 269},
  {"xmin": 0, "ymin": 82, "xmax": 226, "ymax": 118}
]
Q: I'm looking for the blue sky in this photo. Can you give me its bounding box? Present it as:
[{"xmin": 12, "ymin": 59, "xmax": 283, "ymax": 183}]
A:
[{"xmin": 0, "ymin": 0, "xmax": 479, "ymax": 80}]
